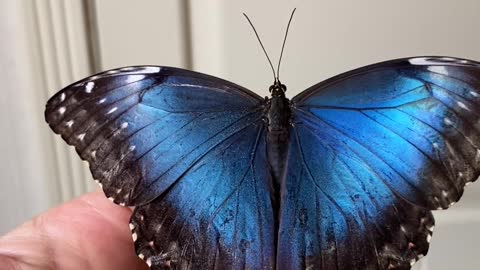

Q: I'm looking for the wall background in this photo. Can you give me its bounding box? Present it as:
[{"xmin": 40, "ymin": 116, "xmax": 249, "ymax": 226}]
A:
[{"xmin": 1, "ymin": 1, "xmax": 479, "ymax": 269}]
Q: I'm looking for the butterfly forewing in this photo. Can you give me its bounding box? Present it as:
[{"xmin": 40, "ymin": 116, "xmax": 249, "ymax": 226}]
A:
[{"xmin": 45, "ymin": 66, "xmax": 276, "ymax": 269}]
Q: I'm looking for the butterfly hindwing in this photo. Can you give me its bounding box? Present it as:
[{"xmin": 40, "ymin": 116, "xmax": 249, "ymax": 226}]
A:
[
  {"xmin": 278, "ymin": 112, "xmax": 434, "ymax": 269},
  {"xmin": 130, "ymin": 126, "xmax": 275, "ymax": 269},
  {"xmin": 280, "ymin": 57, "xmax": 480, "ymax": 269},
  {"xmin": 45, "ymin": 66, "xmax": 275, "ymax": 269}
]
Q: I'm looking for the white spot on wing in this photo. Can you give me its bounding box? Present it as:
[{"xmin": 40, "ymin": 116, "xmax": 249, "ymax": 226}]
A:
[
  {"xmin": 60, "ymin": 93, "xmax": 66, "ymax": 102},
  {"xmin": 96, "ymin": 181, "xmax": 103, "ymax": 189},
  {"xmin": 65, "ymin": 120, "xmax": 74, "ymax": 127},
  {"xmin": 108, "ymin": 197, "xmax": 114, "ymax": 202},
  {"xmin": 441, "ymin": 190, "xmax": 448, "ymax": 197},
  {"xmin": 129, "ymin": 145, "xmax": 136, "ymax": 152},
  {"xmin": 129, "ymin": 223, "xmax": 135, "ymax": 230},
  {"xmin": 121, "ymin": 122, "xmax": 129, "ymax": 129},
  {"xmin": 91, "ymin": 67, "xmax": 161, "ymax": 82},
  {"xmin": 85, "ymin": 82, "xmax": 95, "ymax": 93},
  {"xmin": 443, "ymin": 117, "xmax": 453, "ymax": 126},
  {"xmin": 457, "ymin": 101, "xmax": 469, "ymax": 110},
  {"xmin": 409, "ymin": 57, "xmax": 431, "ymax": 65},
  {"xmin": 142, "ymin": 66, "xmax": 161, "ymax": 73},
  {"xmin": 138, "ymin": 253, "xmax": 145, "ymax": 260},
  {"xmin": 427, "ymin": 66, "xmax": 448, "ymax": 75},
  {"xmin": 118, "ymin": 66, "xmax": 161, "ymax": 74},
  {"xmin": 470, "ymin": 91, "xmax": 479, "ymax": 97},
  {"xmin": 132, "ymin": 232, "xmax": 138, "ymax": 241},
  {"xmin": 427, "ymin": 234, "xmax": 432, "ymax": 243},
  {"xmin": 91, "ymin": 150, "xmax": 96, "ymax": 159},
  {"xmin": 58, "ymin": 107, "xmax": 66, "ymax": 114},
  {"xmin": 77, "ymin": 133, "xmax": 86, "ymax": 141},
  {"xmin": 146, "ymin": 258, "xmax": 152, "ymax": 267},
  {"xmin": 440, "ymin": 57, "xmax": 456, "ymax": 62},
  {"xmin": 98, "ymin": 98, "xmax": 107, "ymax": 104},
  {"xmin": 125, "ymin": 74, "xmax": 146, "ymax": 84},
  {"xmin": 149, "ymin": 241, "xmax": 154, "ymax": 247},
  {"xmin": 107, "ymin": 107, "xmax": 117, "ymax": 114}
]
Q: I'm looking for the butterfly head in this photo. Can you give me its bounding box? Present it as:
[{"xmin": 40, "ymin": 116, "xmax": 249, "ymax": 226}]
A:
[{"xmin": 269, "ymin": 80, "xmax": 287, "ymax": 96}]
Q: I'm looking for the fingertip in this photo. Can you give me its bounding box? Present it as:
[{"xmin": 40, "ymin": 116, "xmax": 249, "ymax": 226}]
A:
[{"xmin": 0, "ymin": 191, "xmax": 146, "ymax": 270}]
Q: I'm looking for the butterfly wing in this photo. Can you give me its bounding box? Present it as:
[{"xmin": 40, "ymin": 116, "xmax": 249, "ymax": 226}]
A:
[
  {"xmin": 278, "ymin": 57, "xmax": 480, "ymax": 269},
  {"xmin": 45, "ymin": 66, "xmax": 275, "ymax": 269}
]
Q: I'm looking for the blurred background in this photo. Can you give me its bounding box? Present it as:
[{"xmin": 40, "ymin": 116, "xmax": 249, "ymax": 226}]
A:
[{"xmin": 1, "ymin": 0, "xmax": 479, "ymax": 269}]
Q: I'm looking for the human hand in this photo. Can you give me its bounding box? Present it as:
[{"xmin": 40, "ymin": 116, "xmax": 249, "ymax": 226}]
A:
[{"xmin": 0, "ymin": 192, "xmax": 149, "ymax": 270}]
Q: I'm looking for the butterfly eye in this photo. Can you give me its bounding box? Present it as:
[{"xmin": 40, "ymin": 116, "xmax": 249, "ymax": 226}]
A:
[
  {"xmin": 269, "ymin": 85, "xmax": 274, "ymax": 92},
  {"xmin": 281, "ymin": 84, "xmax": 287, "ymax": 91}
]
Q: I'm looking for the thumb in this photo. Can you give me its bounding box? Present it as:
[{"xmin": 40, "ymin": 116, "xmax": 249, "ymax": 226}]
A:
[{"xmin": 0, "ymin": 191, "xmax": 148, "ymax": 270}]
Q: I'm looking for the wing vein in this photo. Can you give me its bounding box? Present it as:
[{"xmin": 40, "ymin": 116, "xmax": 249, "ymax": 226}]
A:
[{"xmin": 296, "ymin": 108, "xmax": 425, "ymax": 199}]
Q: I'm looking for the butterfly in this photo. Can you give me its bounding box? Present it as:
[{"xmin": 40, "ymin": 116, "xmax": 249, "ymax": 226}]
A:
[
  {"xmin": 44, "ymin": 10, "xmax": 480, "ymax": 270},
  {"xmin": 44, "ymin": 55, "xmax": 480, "ymax": 270}
]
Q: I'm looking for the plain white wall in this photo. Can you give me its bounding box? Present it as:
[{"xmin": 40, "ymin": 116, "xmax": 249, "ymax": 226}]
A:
[
  {"xmin": 0, "ymin": 0, "xmax": 60, "ymax": 235},
  {"xmin": 190, "ymin": 0, "xmax": 480, "ymax": 98},
  {"xmin": 0, "ymin": 0, "xmax": 96, "ymax": 234},
  {"xmin": 1, "ymin": 0, "xmax": 479, "ymax": 269},
  {"xmin": 94, "ymin": 0, "xmax": 190, "ymax": 69}
]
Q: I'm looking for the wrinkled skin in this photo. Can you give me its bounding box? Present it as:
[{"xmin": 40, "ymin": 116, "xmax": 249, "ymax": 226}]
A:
[{"xmin": 0, "ymin": 192, "xmax": 148, "ymax": 270}]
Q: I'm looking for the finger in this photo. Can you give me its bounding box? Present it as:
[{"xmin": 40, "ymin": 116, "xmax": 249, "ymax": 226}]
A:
[{"xmin": 0, "ymin": 191, "xmax": 149, "ymax": 270}]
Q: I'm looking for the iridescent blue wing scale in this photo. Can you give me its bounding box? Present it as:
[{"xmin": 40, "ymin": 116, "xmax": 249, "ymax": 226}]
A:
[
  {"xmin": 280, "ymin": 57, "xmax": 480, "ymax": 269},
  {"xmin": 45, "ymin": 66, "xmax": 275, "ymax": 269},
  {"xmin": 131, "ymin": 125, "xmax": 274, "ymax": 269}
]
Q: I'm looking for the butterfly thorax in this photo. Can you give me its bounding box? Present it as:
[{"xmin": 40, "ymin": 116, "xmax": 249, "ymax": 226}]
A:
[{"xmin": 265, "ymin": 82, "xmax": 291, "ymax": 189}]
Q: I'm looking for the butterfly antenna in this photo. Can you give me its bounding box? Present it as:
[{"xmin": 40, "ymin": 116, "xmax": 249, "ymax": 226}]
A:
[
  {"xmin": 276, "ymin": 8, "xmax": 296, "ymax": 82},
  {"xmin": 243, "ymin": 13, "xmax": 277, "ymax": 82}
]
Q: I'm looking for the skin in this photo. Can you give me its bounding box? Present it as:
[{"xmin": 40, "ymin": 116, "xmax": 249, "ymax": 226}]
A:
[{"xmin": 0, "ymin": 192, "xmax": 149, "ymax": 270}]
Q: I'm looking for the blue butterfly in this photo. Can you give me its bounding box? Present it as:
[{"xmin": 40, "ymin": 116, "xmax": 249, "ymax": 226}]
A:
[
  {"xmin": 43, "ymin": 8, "xmax": 479, "ymax": 270},
  {"xmin": 45, "ymin": 55, "xmax": 480, "ymax": 270}
]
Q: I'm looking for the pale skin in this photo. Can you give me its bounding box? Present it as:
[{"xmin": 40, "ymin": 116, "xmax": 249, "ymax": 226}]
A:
[{"xmin": 0, "ymin": 192, "xmax": 149, "ymax": 270}]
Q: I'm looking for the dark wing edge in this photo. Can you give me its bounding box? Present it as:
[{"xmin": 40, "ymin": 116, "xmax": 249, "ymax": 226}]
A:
[{"xmin": 284, "ymin": 56, "xmax": 480, "ymax": 269}]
